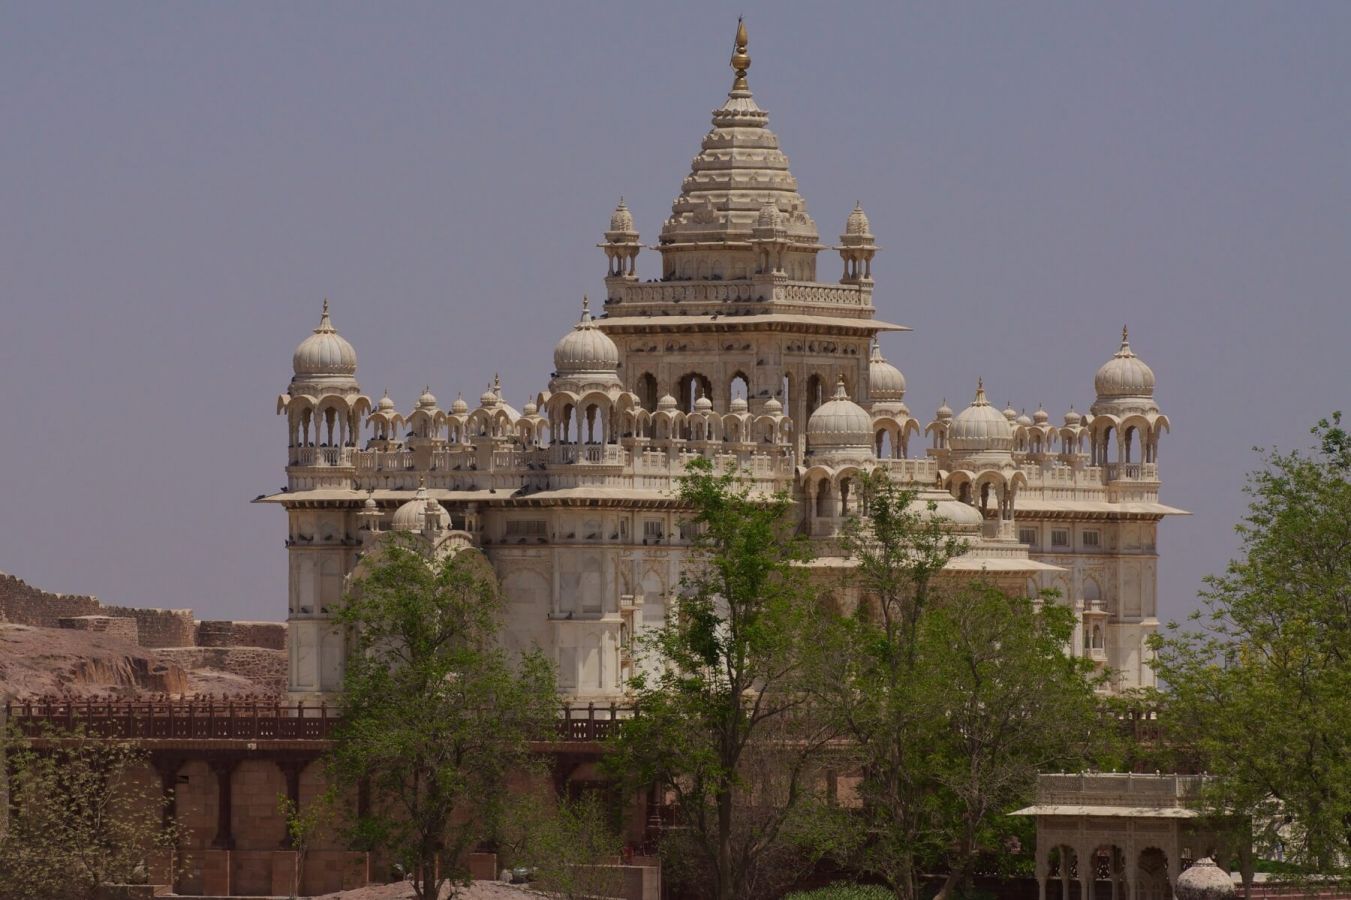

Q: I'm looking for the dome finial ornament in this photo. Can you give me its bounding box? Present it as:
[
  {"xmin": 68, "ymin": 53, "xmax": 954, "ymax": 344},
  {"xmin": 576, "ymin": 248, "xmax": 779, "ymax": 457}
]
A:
[
  {"xmin": 730, "ymin": 17, "xmax": 751, "ymax": 92},
  {"xmin": 316, "ymin": 299, "xmax": 335, "ymax": 333}
]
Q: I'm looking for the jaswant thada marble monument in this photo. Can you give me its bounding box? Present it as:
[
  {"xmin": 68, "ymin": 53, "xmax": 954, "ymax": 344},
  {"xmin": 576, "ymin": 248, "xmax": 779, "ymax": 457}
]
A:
[{"xmin": 264, "ymin": 22, "xmax": 1183, "ymax": 704}]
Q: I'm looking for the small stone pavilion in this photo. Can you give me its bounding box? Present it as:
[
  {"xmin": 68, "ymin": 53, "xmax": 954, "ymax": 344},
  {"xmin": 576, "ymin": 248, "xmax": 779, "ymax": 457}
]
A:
[{"xmin": 1016, "ymin": 773, "xmax": 1252, "ymax": 900}]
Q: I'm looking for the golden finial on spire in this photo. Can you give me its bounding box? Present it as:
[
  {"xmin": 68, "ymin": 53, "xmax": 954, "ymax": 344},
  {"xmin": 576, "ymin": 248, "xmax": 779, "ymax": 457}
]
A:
[{"xmin": 730, "ymin": 17, "xmax": 751, "ymax": 92}]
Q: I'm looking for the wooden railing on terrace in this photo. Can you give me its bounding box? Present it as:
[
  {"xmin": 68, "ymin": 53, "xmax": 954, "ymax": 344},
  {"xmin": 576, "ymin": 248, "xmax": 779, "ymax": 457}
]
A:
[
  {"xmin": 4, "ymin": 696, "xmax": 1164, "ymax": 747},
  {"xmin": 3, "ymin": 696, "xmax": 639, "ymax": 744}
]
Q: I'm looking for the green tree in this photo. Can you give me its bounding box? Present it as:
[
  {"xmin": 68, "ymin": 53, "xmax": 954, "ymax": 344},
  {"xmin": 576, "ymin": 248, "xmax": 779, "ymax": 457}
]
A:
[
  {"xmin": 0, "ymin": 728, "xmax": 177, "ymax": 900},
  {"xmin": 609, "ymin": 458, "xmax": 839, "ymax": 900},
  {"xmin": 828, "ymin": 474, "xmax": 1101, "ymax": 900},
  {"xmin": 329, "ymin": 534, "xmax": 558, "ymax": 900},
  {"xmin": 924, "ymin": 583, "xmax": 1102, "ymax": 900},
  {"xmin": 1152, "ymin": 413, "xmax": 1351, "ymax": 875},
  {"xmin": 498, "ymin": 792, "xmax": 627, "ymax": 900}
]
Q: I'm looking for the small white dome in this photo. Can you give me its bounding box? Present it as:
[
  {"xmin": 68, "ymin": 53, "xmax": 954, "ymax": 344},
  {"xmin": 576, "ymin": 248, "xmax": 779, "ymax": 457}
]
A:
[
  {"xmin": 451, "ymin": 394, "xmax": 468, "ymax": 414},
  {"xmin": 1064, "ymin": 408, "xmax": 1082, "ymax": 427},
  {"xmin": 949, "ymin": 381, "xmax": 1014, "ymax": 451},
  {"xmin": 1002, "ymin": 403, "xmax": 1018, "ymax": 423},
  {"xmin": 763, "ymin": 397, "xmax": 783, "ymax": 415},
  {"xmin": 806, "ymin": 379, "xmax": 874, "ymax": 454},
  {"xmin": 391, "ymin": 485, "xmax": 450, "ymax": 533},
  {"xmin": 1016, "ymin": 411, "xmax": 1033, "ymax": 427},
  {"xmin": 609, "ymin": 198, "xmax": 636, "ymax": 234},
  {"xmin": 523, "ymin": 400, "xmax": 538, "ymax": 416},
  {"xmin": 479, "ymin": 388, "xmax": 497, "ymax": 407},
  {"xmin": 377, "ymin": 391, "xmax": 396, "ymax": 412},
  {"xmin": 936, "ymin": 399, "xmax": 954, "ymax": 420},
  {"xmin": 1033, "ymin": 406, "xmax": 1049, "ymax": 425},
  {"xmin": 292, "ymin": 301, "xmax": 357, "ymax": 378},
  {"xmin": 1095, "ymin": 327, "xmax": 1156, "ymax": 399},
  {"xmin": 729, "ymin": 396, "xmax": 748, "ymax": 413},
  {"xmin": 657, "ymin": 393, "xmax": 678, "ymax": 411},
  {"xmin": 845, "ymin": 202, "xmax": 871, "ymax": 237},
  {"xmin": 362, "ymin": 490, "xmax": 378, "ymax": 511},
  {"xmin": 1174, "ymin": 859, "xmax": 1235, "ymax": 900},
  {"xmin": 868, "ymin": 342, "xmax": 906, "ymax": 401},
  {"xmin": 554, "ymin": 298, "xmax": 620, "ymax": 376},
  {"xmin": 418, "ymin": 387, "xmax": 438, "ymax": 408},
  {"xmin": 694, "ymin": 394, "xmax": 713, "ymax": 412}
]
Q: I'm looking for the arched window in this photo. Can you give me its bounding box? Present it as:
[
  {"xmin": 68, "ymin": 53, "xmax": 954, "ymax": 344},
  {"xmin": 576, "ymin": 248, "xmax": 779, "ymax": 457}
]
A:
[
  {"xmin": 806, "ymin": 373, "xmax": 826, "ymax": 418},
  {"xmin": 637, "ymin": 373, "xmax": 658, "ymax": 411},
  {"xmin": 729, "ymin": 372, "xmax": 750, "ymax": 409},
  {"xmin": 678, "ymin": 372, "xmax": 712, "ymax": 413}
]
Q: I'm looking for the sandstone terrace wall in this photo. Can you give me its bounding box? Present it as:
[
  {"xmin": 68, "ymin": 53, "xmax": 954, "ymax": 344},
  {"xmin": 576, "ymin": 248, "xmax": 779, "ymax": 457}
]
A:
[
  {"xmin": 100, "ymin": 604, "xmax": 197, "ymax": 648},
  {"xmin": 196, "ymin": 620, "xmax": 287, "ymax": 650},
  {"xmin": 156, "ymin": 647, "xmax": 288, "ymax": 696},
  {"xmin": 56, "ymin": 615, "xmax": 139, "ymax": 643}
]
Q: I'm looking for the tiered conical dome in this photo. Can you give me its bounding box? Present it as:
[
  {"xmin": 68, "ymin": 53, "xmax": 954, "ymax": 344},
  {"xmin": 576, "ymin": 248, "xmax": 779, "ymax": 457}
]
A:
[{"xmin": 659, "ymin": 21, "xmax": 819, "ymax": 255}]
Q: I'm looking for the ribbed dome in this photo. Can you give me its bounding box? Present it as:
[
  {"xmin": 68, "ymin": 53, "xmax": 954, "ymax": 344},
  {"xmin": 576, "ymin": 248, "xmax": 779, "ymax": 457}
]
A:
[
  {"xmin": 949, "ymin": 381, "xmax": 1014, "ymax": 451},
  {"xmin": 391, "ymin": 485, "xmax": 450, "ymax": 533},
  {"xmin": 1064, "ymin": 408, "xmax": 1082, "ymax": 427},
  {"xmin": 1016, "ymin": 411, "xmax": 1033, "ymax": 427},
  {"xmin": 1095, "ymin": 327, "xmax": 1156, "ymax": 399},
  {"xmin": 729, "ymin": 396, "xmax": 748, "ymax": 413},
  {"xmin": 1174, "ymin": 859, "xmax": 1235, "ymax": 900},
  {"xmin": 1033, "ymin": 406, "xmax": 1049, "ymax": 425},
  {"xmin": 936, "ymin": 399, "xmax": 954, "ymax": 420},
  {"xmin": 657, "ymin": 393, "xmax": 678, "ymax": 411},
  {"xmin": 292, "ymin": 301, "xmax": 357, "ymax": 377},
  {"xmin": 806, "ymin": 380, "xmax": 874, "ymax": 453},
  {"xmin": 845, "ymin": 202, "xmax": 871, "ymax": 237},
  {"xmin": 694, "ymin": 394, "xmax": 713, "ymax": 412},
  {"xmin": 417, "ymin": 387, "xmax": 438, "ymax": 409},
  {"xmin": 451, "ymin": 394, "xmax": 468, "ymax": 414},
  {"xmin": 868, "ymin": 342, "xmax": 906, "ymax": 401},
  {"xmin": 377, "ymin": 392, "xmax": 396, "ymax": 412},
  {"xmin": 554, "ymin": 298, "xmax": 620, "ymax": 376},
  {"xmin": 609, "ymin": 198, "xmax": 636, "ymax": 234},
  {"xmin": 763, "ymin": 397, "xmax": 783, "ymax": 415}
]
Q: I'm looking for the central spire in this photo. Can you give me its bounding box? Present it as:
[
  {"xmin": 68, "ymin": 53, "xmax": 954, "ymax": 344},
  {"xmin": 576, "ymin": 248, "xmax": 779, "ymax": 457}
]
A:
[
  {"xmin": 656, "ymin": 19, "xmax": 820, "ymax": 277},
  {"xmin": 730, "ymin": 17, "xmax": 750, "ymax": 92}
]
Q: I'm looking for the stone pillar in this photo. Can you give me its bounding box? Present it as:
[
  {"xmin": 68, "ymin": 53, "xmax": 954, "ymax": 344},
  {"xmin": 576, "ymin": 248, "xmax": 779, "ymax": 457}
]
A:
[{"xmin": 210, "ymin": 758, "xmax": 238, "ymax": 850}]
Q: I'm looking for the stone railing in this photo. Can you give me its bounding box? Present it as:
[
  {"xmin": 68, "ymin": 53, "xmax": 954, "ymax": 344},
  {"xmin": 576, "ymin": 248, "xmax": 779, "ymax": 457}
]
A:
[
  {"xmin": 1035, "ymin": 771, "xmax": 1206, "ymax": 808},
  {"xmin": 606, "ymin": 279, "xmax": 874, "ymax": 317},
  {"xmin": 289, "ymin": 446, "xmax": 355, "ymax": 468},
  {"xmin": 1105, "ymin": 462, "xmax": 1159, "ymax": 482}
]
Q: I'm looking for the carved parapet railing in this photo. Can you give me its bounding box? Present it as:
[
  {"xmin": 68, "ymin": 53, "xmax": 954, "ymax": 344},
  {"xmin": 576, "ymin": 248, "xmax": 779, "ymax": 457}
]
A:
[
  {"xmin": 288, "ymin": 446, "xmax": 355, "ymax": 468},
  {"xmin": 5, "ymin": 696, "xmax": 336, "ymax": 742}
]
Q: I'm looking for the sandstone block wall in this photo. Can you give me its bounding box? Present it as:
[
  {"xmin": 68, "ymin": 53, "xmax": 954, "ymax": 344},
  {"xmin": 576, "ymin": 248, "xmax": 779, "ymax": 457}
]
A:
[
  {"xmin": 156, "ymin": 647, "xmax": 288, "ymax": 696},
  {"xmin": 101, "ymin": 605, "xmax": 197, "ymax": 648},
  {"xmin": 56, "ymin": 615, "xmax": 139, "ymax": 643},
  {"xmin": 0, "ymin": 572, "xmax": 101, "ymax": 626},
  {"xmin": 196, "ymin": 620, "xmax": 287, "ymax": 650}
]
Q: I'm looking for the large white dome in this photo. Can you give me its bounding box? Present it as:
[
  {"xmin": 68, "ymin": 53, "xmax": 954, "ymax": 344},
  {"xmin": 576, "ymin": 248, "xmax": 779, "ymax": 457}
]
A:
[
  {"xmin": 1094, "ymin": 327, "xmax": 1156, "ymax": 399},
  {"xmin": 806, "ymin": 380, "xmax": 874, "ymax": 453},
  {"xmin": 949, "ymin": 381, "xmax": 1014, "ymax": 451},
  {"xmin": 391, "ymin": 485, "xmax": 450, "ymax": 533},
  {"xmin": 554, "ymin": 298, "xmax": 620, "ymax": 376},
  {"xmin": 292, "ymin": 301, "xmax": 357, "ymax": 378}
]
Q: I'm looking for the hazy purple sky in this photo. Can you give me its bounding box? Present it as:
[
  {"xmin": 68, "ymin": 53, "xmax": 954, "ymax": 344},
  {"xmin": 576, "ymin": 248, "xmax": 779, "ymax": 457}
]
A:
[{"xmin": 2, "ymin": 3, "xmax": 1347, "ymax": 625}]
